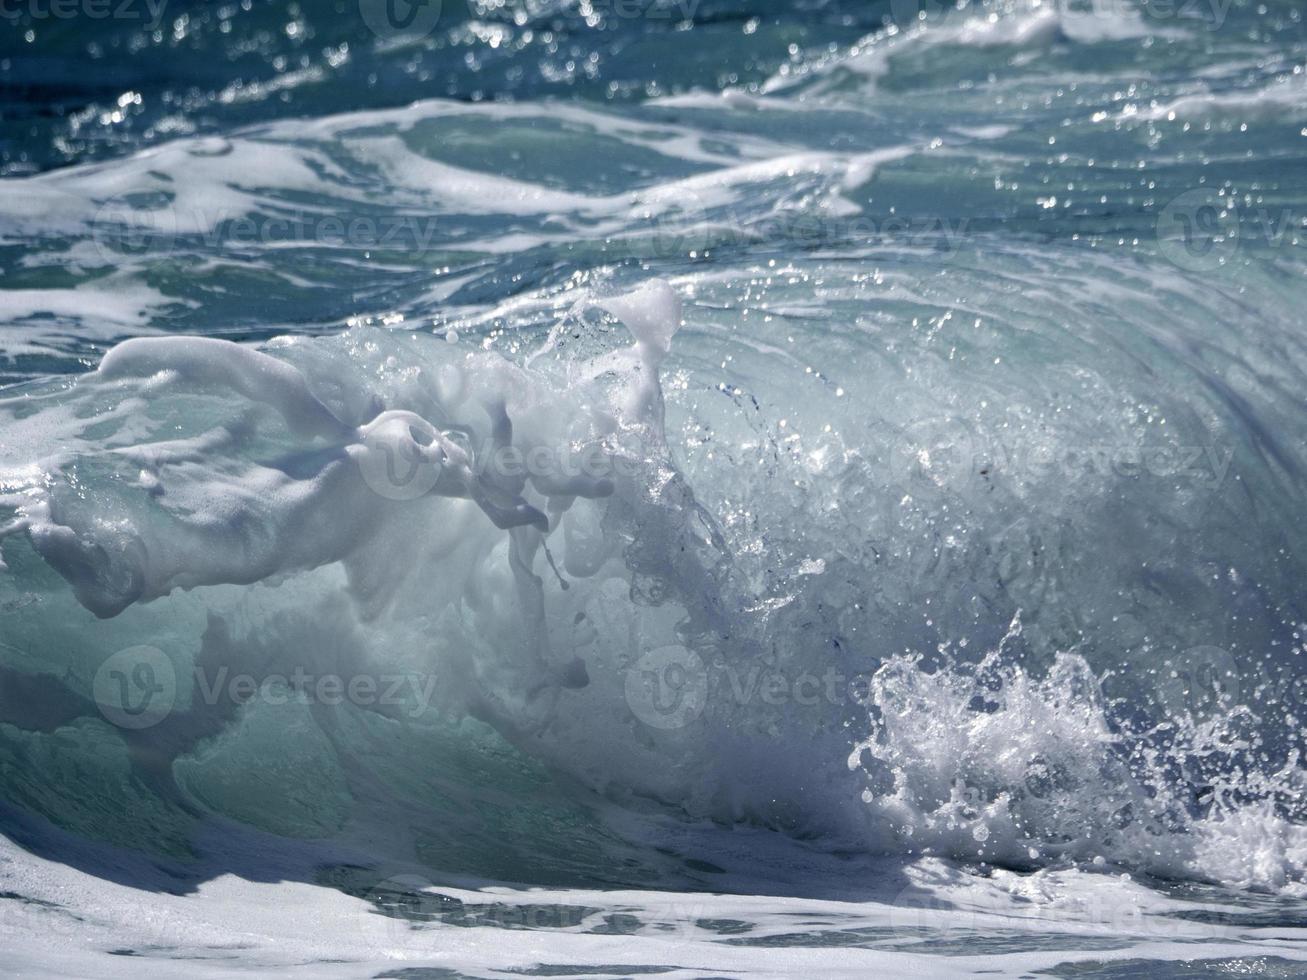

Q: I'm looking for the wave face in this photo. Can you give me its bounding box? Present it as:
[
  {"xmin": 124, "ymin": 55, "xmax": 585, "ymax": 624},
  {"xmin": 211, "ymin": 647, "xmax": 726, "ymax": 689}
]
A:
[{"xmin": 3, "ymin": 0, "xmax": 1307, "ymax": 967}]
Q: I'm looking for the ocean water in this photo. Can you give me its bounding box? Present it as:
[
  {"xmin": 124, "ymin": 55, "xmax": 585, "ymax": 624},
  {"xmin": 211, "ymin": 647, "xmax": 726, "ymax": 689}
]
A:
[{"xmin": 2, "ymin": 0, "xmax": 1307, "ymax": 976}]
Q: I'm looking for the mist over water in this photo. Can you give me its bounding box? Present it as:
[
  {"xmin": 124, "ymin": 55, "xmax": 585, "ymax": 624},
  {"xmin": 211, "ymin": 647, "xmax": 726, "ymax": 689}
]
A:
[{"xmin": 2, "ymin": 0, "xmax": 1307, "ymax": 976}]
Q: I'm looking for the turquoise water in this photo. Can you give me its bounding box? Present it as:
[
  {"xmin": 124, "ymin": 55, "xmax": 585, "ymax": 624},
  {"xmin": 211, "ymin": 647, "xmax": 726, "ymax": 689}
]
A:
[{"xmin": 2, "ymin": 1, "xmax": 1307, "ymax": 976}]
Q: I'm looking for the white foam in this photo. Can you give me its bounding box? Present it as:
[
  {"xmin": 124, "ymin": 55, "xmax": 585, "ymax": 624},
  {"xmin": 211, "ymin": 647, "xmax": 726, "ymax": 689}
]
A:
[
  {"xmin": 852, "ymin": 615, "xmax": 1307, "ymax": 894},
  {"xmin": 1, "ymin": 831, "xmax": 1303, "ymax": 979}
]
